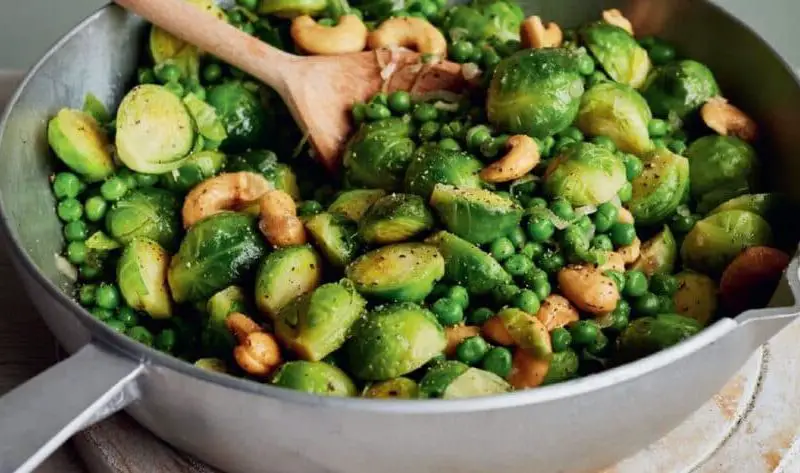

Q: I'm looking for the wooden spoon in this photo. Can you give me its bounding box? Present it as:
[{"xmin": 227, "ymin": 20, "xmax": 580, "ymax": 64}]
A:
[{"xmin": 114, "ymin": 0, "xmax": 467, "ymax": 171}]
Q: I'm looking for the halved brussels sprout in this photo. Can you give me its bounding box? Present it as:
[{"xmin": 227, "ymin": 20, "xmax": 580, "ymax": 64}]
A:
[
  {"xmin": 709, "ymin": 193, "xmax": 778, "ymax": 219},
  {"xmin": 305, "ymin": 212, "xmax": 362, "ymax": 267},
  {"xmin": 430, "ymin": 185, "xmax": 523, "ymax": 245},
  {"xmin": 346, "ymin": 243, "xmax": 445, "ymax": 303},
  {"xmin": 117, "ymin": 238, "xmax": 172, "ymax": 319},
  {"xmin": 276, "ymin": 280, "xmax": 367, "ymax": 361},
  {"xmin": 82, "ymin": 93, "xmax": 111, "ymax": 125},
  {"xmin": 358, "ymin": 194, "xmax": 435, "ymax": 245},
  {"xmin": 418, "ymin": 361, "xmax": 511, "ymax": 399},
  {"xmin": 161, "ymin": 150, "xmax": 227, "ymax": 193},
  {"xmin": 225, "ymin": 149, "xmax": 301, "ymax": 200},
  {"xmin": 617, "ymin": 314, "xmax": 703, "ymax": 362},
  {"xmin": 328, "ymin": 189, "xmax": 387, "ymax": 222},
  {"xmin": 641, "ymin": 60, "xmax": 720, "ymax": 119},
  {"xmin": 168, "ymin": 212, "xmax": 267, "ymax": 302},
  {"xmin": 673, "ymin": 271, "xmax": 718, "ymax": 326},
  {"xmin": 426, "ymin": 231, "xmax": 512, "ymax": 295},
  {"xmin": 631, "ymin": 225, "xmax": 677, "ymax": 275},
  {"xmin": 194, "ymin": 358, "xmax": 227, "ymax": 373},
  {"xmin": 404, "ymin": 145, "xmax": 483, "ymax": 200},
  {"xmin": 85, "ymin": 231, "xmax": 121, "ymax": 251},
  {"xmin": 346, "ymin": 303, "xmax": 446, "ymax": 381},
  {"xmin": 581, "ymin": 23, "xmax": 651, "ymax": 89},
  {"xmin": 542, "ymin": 350, "xmax": 579, "ymax": 385},
  {"xmin": 105, "ymin": 189, "xmax": 181, "ymax": 251},
  {"xmin": 363, "ymin": 377, "xmax": 419, "ymax": 399},
  {"xmin": 259, "ymin": 0, "xmax": 328, "ymax": 17},
  {"xmin": 628, "ymin": 148, "xmax": 690, "ymax": 225},
  {"xmin": 544, "ymin": 142, "xmax": 627, "ymax": 207},
  {"xmin": 681, "ymin": 210, "xmax": 773, "ymax": 275},
  {"xmin": 47, "ymin": 109, "xmax": 115, "ymax": 182},
  {"xmin": 255, "ymin": 245, "xmax": 323, "ymax": 320},
  {"xmin": 149, "ymin": 0, "xmax": 224, "ymax": 78},
  {"xmin": 494, "ymin": 308, "xmax": 552, "ymax": 358},
  {"xmin": 116, "ymin": 85, "xmax": 195, "ymax": 174},
  {"xmin": 271, "ymin": 361, "xmax": 357, "ymax": 397},
  {"xmin": 487, "ymin": 48, "xmax": 585, "ymax": 138},
  {"xmin": 202, "ymin": 286, "xmax": 249, "ymax": 357},
  {"xmin": 183, "ymin": 93, "xmax": 228, "ymax": 143},
  {"xmin": 207, "ymin": 82, "xmax": 270, "ymax": 152},
  {"xmin": 686, "ymin": 136, "xmax": 759, "ymax": 213},
  {"xmin": 577, "ymin": 82, "xmax": 654, "ymax": 155},
  {"xmin": 443, "ymin": 1, "xmax": 524, "ymax": 42},
  {"xmin": 343, "ymin": 117, "xmax": 416, "ymax": 191}
]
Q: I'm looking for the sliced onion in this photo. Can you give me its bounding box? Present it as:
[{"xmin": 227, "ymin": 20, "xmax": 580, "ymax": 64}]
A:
[
  {"xmin": 375, "ymin": 49, "xmax": 387, "ymax": 69},
  {"xmin": 55, "ymin": 254, "xmax": 78, "ymax": 282},
  {"xmin": 574, "ymin": 205, "xmax": 598, "ymax": 217},
  {"xmin": 461, "ymin": 63, "xmax": 482, "ymax": 81},
  {"xmin": 611, "ymin": 195, "xmax": 622, "ymax": 208},
  {"xmin": 380, "ymin": 62, "xmax": 397, "ymax": 81},
  {"xmin": 530, "ymin": 207, "xmax": 571, "ymax": 230},
  {"xmin": 292, "ymin": 132, "xmax": 311, "ymax": 159},
  {"xmin": 433, "ymin": 101, "xmax": 460, "ymax": 112},
  {"xmin": 416, "ymin": 89, "xmax": 463, "ymax": 104}
]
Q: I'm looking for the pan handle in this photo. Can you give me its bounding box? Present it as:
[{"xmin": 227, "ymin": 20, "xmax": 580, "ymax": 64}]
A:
[{"xmin": 0, "ymin": 343, "xmax": 144, "ymax": 473}]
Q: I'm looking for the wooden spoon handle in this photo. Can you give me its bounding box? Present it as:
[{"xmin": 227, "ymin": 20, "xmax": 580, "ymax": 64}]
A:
[{"xmin": 114, "ymin": 0, "xmax": 296, "ymax": 89}]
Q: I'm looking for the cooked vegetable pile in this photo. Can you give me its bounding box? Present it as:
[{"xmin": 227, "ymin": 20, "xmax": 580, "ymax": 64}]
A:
[{"xmin": 46, "ymin": 0, "xmax": 795, "ymax": 399}]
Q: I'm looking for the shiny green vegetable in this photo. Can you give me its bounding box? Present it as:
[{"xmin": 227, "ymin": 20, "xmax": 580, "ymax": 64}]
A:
[
  {"xmin": 363, "ymin": 378, "xmax": 419, "ymax": 399},
  {"xmin": 577, "ymin": 82, "xmax": 653, "ymax": 155},
  {"xmin": 255, "ymin": 245, "xmax": 323, "ymax": 320},
  {"xmin": 630, "ymin": 226, "xmax": 677, "ymax": 275},
  {"xmin": 544, "ymin": 142, "xmax": 627, "ymax": 207},
  {"xmin": 117, "ymin": 238, "xmax": 172, "ymax": 319},
  {"xmin": 581, "ymin": 22, "xmax": 651, "ymax": 89},
  {"xmin": 673, "ymin": 272, "xmax": 718, "ymax": 326},
  {"xmin": 418, "ymin": 360, "xmax": 511, "ymax": 398},
  {"xmin": 207, "ymin": 82, "xmax": 270, "ymax": 152},
  {"xmin": 358, "ymin": 193, "xmax": 435, "ymax": 244},
  {"xmin": 628, "ymin": 147, "xmax": 690, "ymax": 225},
  {"xmin": 271, "ymin": 361, "xmax": 357, "ymax": 396},
  {"xmin": 343, "ymin": 117, "xmax": 416, "ymax": 191},
  {"xmin": 48, "ymin": 109, "xmax": 115, "ymax": 182},
  {"xmin": 202, "ymin": 286, "xmax": 248, "ymax": 356},
  {"xmin": 430, "ymin": 185, "xmax": 524, "ymax": 245},
  {"xmin": 225, "ymin": 149, "xmax": 301, "ymax": 200},
  {"xmin": 161, "ymin": 150, "xmax": 227, "ymax": 193},
  {"xmin": 426, "ymin": 231, "xmax": 512, "ymax": 295},
  {"xmin": 305, "ymin": 212, "xmax": 362, "ymax": 267},
  {"xmin": 686, "ymin": 136, "xmax": 759, "ymax": 213},
  {"xmin": 328, "ymin": 189, "xmax": 386, "ymax": 222},
  {"xmin": 105, "ymin": 189, "xmax": 181, "ymax": 250},
  {"xmin": 642, "ymin": 60, "xmax": 720, "ymax": 119},
  {"xmin": 404, "ymin": 145, "xmax": 483, "ymax": 199},
  {"xmin": 617, "ymin": 314, "xmax": 703, "ymax": 362}
]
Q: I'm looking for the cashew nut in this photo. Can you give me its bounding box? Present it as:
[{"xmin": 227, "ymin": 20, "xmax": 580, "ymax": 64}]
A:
[
  {"xmin": 367, "ymin": 17, "xmax": 447, "ymax": 57},
  {"xmin": 598, "ymin": 251, "xmax": 626, "ymax": 273},
  {"xmin": 482, "ymin": 316, "xmax": 514, "ymax": 346},
  {"xmin": 602, "ymin": 9, "xmax": 634, "ymax": 35},
  {"xmin": 558, "ymin": 265, "xmax": 620, "ymax": 315},
  {"xmin": 480, "ymin": 135, "xmax": 541, "ymax": 183},
  {"xmin": 701, "ymin": 97, "xmax": 758, "ymax": 142},
  {"xmin": 619, "ymin": 237, "xmax": 641, "ymax": 264},
  {"xmin": 535, "ymin": 294, "xmax": 579, "ymax": 331},
  {"xmin": 258, "ymin": 189, "xmax": 307, "ymax": 248},
  {"xmin": 617, "ymin": 207, "xmax": 635, "ymax": 225},
  {"xmin": 182, "ymin": 172, "xmax": 272, "ymax": 228},
  {"xmin": 445, "ymin": 325, "xmax": 481, "ymax": 356},
  {"xmin": 226, "ymin": 312, "xmax": 282, "ymax": 376},
  {"xmin": 508, "ymin": 348, "xmax": 549, "ymax": 389},
  {"xmin": 521, "ymin": 16, "xmax": 563, "ymax": 49},
  {"xmin": 291, "ymin": 15, "xmax": 368, "ymax": 55}
]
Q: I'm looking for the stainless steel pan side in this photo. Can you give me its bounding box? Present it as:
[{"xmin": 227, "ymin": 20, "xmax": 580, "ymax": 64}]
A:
[{"xmin": 1, "ymin": 1, "xmax": 799, "ymax": 473}]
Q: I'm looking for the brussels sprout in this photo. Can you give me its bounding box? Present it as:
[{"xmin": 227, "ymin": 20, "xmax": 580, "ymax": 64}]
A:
[
  {"xmin": 681, "ymin": 210, "xmax": 773, "ymax": 275},
  {"xmin": 641, "ymin": 60, "xmax": 720, "ymax": 119},
  {"xmin": 258, "ymin": 0, "xmax": 327, "ymax": 17},
  {"xmin": 430, "ymin": 185, "xmax": 523, "ymax": 245},
  {"xmin": 349, "ymin": 0, "xmax": 394, "ymax": 20},
  {"xmin": 363, "ymin": 377, "xmax": 419, "ymax": 399},
  {"xmin": 709, "ymin": 193, "xmax": 778, "ymax": 219},
  {"xmin": 426, "ymin": 231, "xmax": 512, "ymax": 295},
  {"xmin": 577, "ymin": 82, "xmax": 654, "ymax": 155},
  {"xmin": 686, "ymin": 136, "xmax": 759, "ymax": 213},
  {"xmin": 116, "ymin": 85, "xmax": 195, "ymax": 174},
  {"xmin": 207, "ymin": 82, "xmax": 270, "ymax": 152},
  {"xmin": 580, "ymin": 23, "xmax": 651, "ymax": 89},
  {"xmin": 149, "ymin": 0, "xmax": 224, "ymax": 78},
  {"xmin": 542, "ymin": 350, "xmax": 579, "ymax": 385},
  {"xmin": 255, "ymin": 245, "xmax": 323, "ymax": 320},
  {"xmin": 444, "ymin": 6, "xmax": 490, "ymax": 42},
  {"xmin": 271, "ymin": 361, "xmax": 357, "ymax": 397},
  {"xmin": 343, "ymin": 117, "xmax": 416, "ymax": 191},
  {"xmin": 617, "ymin": 314, "xmax": 703, "ymax": 362},
  {"xmin": 202, "ymin": 286, "xmax": 248, "ymax": 356},
  {"xmin": 194, "ymin": 358, "xmax": 227, "ymax": 373},
  {"xmin": 183, "ymin": 93, "xmax": 227, "ymax": 143},
  {"xmin": 494, "ymin": 308, "xmax": 552, "ymax": 358},
  {"xmin": 328, "ymin": 189, "xmax": 387, "ymax": 222},
  {"xmin": 48, "ymin": 109, "xmax": 115, "ymax": 182},
  {"xmin": 346, "ymin": 303, "xmax": 447, "ymax": 381},
  {"xmin": 168, "ymin": 212, "xmax": 267, "ymax": 302},
  {"xmin": 358, "ymin": 194, "xmax": 435, "ymax": 245},
  {"xmin": 85, "ymin": 231, "xmax": 122, "ymax": 251},
  {"xmin": 225, "ymin": 150, "xmax": 301, "ymax": 200},
  {"xmin": 628, "ymin": 148, "xmax": 690, "ymax": 225},
  {"xmin": 305, "ymin": 212, "xmax": 362, "ymax": 267},
  {"xmin": 276, "ymin": 281, "xmax": 367, "ymax": 361},
  {"xmin": 82, "ymin": 93, "xmax": 111, "ymax": 125},
  {"xmin": 418, "ymin": 361, "xmax": 511, "ymax": 399},
  {"xmin": 476, "ymin": 0, "xmax": 525, "ymax": 42},
  {"xmin": 117, "ymin": 238, "xmax": 172, "ymax": 319},
  {"xmin": 487, "ymin": 49, "xmax": 584, "ymax": 138},
  {"xmin": 105, "ymin": 189, "xmax": 181, "ymax": 251},
  {"xmin": 543, "ymin": 142, "xmax": 627, "ymax": 207},
  {"xmin": 346, "ymin": 243, "xmax": 445, "ymax": 303},
  {"xmin": 631, "ymin": 226, "xmax": 677, "ymax": 275},
  {"xmin": 673, "ymin": 271, "xmax": 718, "ymax": 326},
  {"xmin": 160, "ymin": 150, "xmax": 227, "ymax": 193},
  {"xmin": 404, "ymin": 145, "xmax": 483, "ymax": 199}
]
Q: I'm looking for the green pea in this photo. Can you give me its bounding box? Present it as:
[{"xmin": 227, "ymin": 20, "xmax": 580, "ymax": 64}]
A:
[
  {"xmin": 531, "ymin": 278, "xmax": 551, "ymax": 301},
  {"xmin": 527, "ymin": 197, "xmax": 548, "ymax": 209},
  {"xmin": 116, "ymin": 168, "xmax": 138, "ymax": 190},
  {"xmin": 297, "ymin": 200, "xmax": 323, "ymax": 217},
  {"xmin": 559, "ymin": 126, "xmax": 584, "ymax": 143},
  {"xmin": 100, "ymin": 177, "xmax": 129, "ymax": 201},
  {"xmin": 576, "ymin": 53, "xmax": 596, "ymax": 76},
  {"xmin": 438, "ymin": 138, "xmax": 461, "ymax": 151},
  {"xmin": 117, "ymin": 306, "xmax": 139, "ymax": 328},
  {"xmin": 648, "ymin": 119, "xmax": 669, "ymax": 137},
  {"xmin": 520, "ymin": 242, "xmax": 544, "ymax": 261},
  {"xmin": 366, "ymin": 103, "xmax": 391, "ymax": 121},
  {"xmin": 105, "ymin": 319, "xmax": 127, "ymax": 333},
  {"xmin": 202, "ymin": 63, "xmax": 223, "ymax": 83},
  {"xmin": 429, "ymin": 282, "xmax": 450, "ymax": 300},
  {"xmin": 465, "ymin": 125, "xmax": 491, "ymax": 150},
  {"xmin": 562, "ymin": 226, "xmax": 589, "ymax": 255},
  {"xmin": 504, "ymin": 254, "xmax": 533, "ymax": 277},
  {"xmin": 456, "ymin": 336, "xmax": 489, "ymax": 365},
  {"xmin": 91, "ymin": 307, "xmax": 115, "ymax": 321},
  {"xmin": 668, "ymin": 139, "xmax": 687, "ymax": 155},
  {"xmin": 512, "ymin": 289, "xmax": 540, "ymax": 314},
  {"xmin": 539, "ymin": 136, "xmax": 556, "ymax": 158},
  {"xmin": 155, "ymin": 64, "xmax": 182, "ymax": 84},
  {"xmin": 413, "ymin": 103, "xmax": 438, "ymax": 122},
  {"xmin": 587, "ymin": 331, "xmax": 608, "ymax": 354},
  {"xmin": 431, "ymin": 298, "xmax": 464, "ymax": 326},
  {"xmin": 163, "ymin": 81, "xmax": 185, "ymax": 98},
  {"xmin": 490, "ymin": 237, "xmax": 515, "ymax": 261},
  {"xmin": 481, "ymin": 346, "xmax": 512, "ymax": 378},
  {"xmin": 188, "ymin": 83, "xmax": 207, "ymax": 101},
  {"xmin": 550, "ymin": 198, "xmax": 575, "ymax": 221},
  {"xmin": 623, "ymin": 154, "xmax": 644, "ymax": 181},
  {"xmin": 610, "ymin": 301, "xmax": 631, "ymax": 332},
  {"xmin": 57, "ymin": 198, "xmax": 84, "ymax": 222},
  {"xmin": 492, "ymin": 284, "xmax": 521, "ymax": 305},
  {"xmin": 155, "ymin": 328, "xmax": 178, "ymax": 353},
  {"xmin": 351, "ymin": 103, "xmax": 367, "ymax": 124},
  {"xmin": 446, "ymin": 286, "xmax": 470, "ymax": 310},
  {"xmin": 670, "ymin": 213, "xmax": 698, "ymax": 234},
  {"xmin": 83, "ymin": 196, "xmax": 108, "ymax": 222},
  {"xmin": 638, "ymin": 36, "xmax": 657, "ymax": 49},
  {"xmin": 468, "ymin": 307, "xmax": 495, "ymax": 326},
  {"xmin": 227, "ymin": 10, "xmax": 244, "ymax": 23},
  {"xmin": 482, "ymin": 49, "xmax": 502, "ymax": 70},
  {"xmin": 591, "ymin": 234, "xmax": 614, "ymax": 252},
  {"xmin": 504, "ymin": 227, "xmax": 525, "ymax": 249},
  {"xmin": 439, "ymin": 121, "xmax": 462, "ymax": 140},
  {"xmin": 537, "ymin": 250, "xmax": 564, "ymax": 274},
  {"xmin": 652, "ymin": 138, "xmax": 667, "ymax": 149},
  {"xmin": 593, "ymin": 213, "xmax": 615, "ymax": 234},
  {"xmin": 609, "ymin": 223, "xmax": 636, "ymax": 246},
  {"xmin": 587, "ymin": 70, "xmax": 609, "ymax": 87},
  {"xmin": 52, "ymin": 172, "xmax": 84, "ymax": 199},
  {"xmin": 592, "ymin": 135, "xmax": 616, "ymax": 152},
  {"xmin": 649, "ymin": 42, "xmax": 676, "ymax": 65},
  {"xmin": 137, "ymin": 68, "xmax": 156, "ymax": 85},
  {"xmin": 415, "ymin": 121, "xmax": 439, "ymax": 141},
  {"xmin": 79, "ymin": 263, "xmax": 102, "ymax": 281},
  {"xmin": 134, "ymin": 173, "xmax": 159, "ymax": 188},
  {"xmin": 634, "ymin": 292, "xmax": 661, "ymax": 316},
  {"xmin": 387, "ymin": 91, "xmax": 411, "ymax": 114},
  {"xmin": 604, "ymin": 270, "xmax": 625, "ymax": 292},
  {"xmin": 618, "ymin": 182, "xmax": 633, "ymax": 202},
  {"xmin": 551, "ymin": 328, "xmax": 572, "ymax": 352},
  {"xmin": 64, "ymin": 220, "xmax": 89, "ymax": 242},
  {"xmin": 479, "ymin": 137, "xmax": 503, "ymax": 159},
  {"xmin": 78, "ymin": 284, "xmax": 97, "ymax": 306},
  {"xmin": 623, "ymin": 270, "xmax": 648, "ymax": 298},
  {"xmin": 128, "ymin": 326, "xmax": 154, "ymax": 347},
  {"xmin": 649, "ymin": 274, "xmax": 678, "ymax": 296},
  {"xmin": 369, "ymin": 92, "xmax": 388, "ymax": 107},
  {"xmin": 449, "ymin": 41, "xmax": 475, "ymax": 63},
  {"xmin": 66, "ymin": 241, "xmax": 88, "ymax": 265},
  {"xmin": 95, "ymin": 283, "xmax": 120, "ymax": 310},
  {"xmin": 526, "ymin": 217, "xmax": 554, "ymax": 243},
  {"xmin": 570, "ymin": 320, "xmax": 600, "ymax": 346}
]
